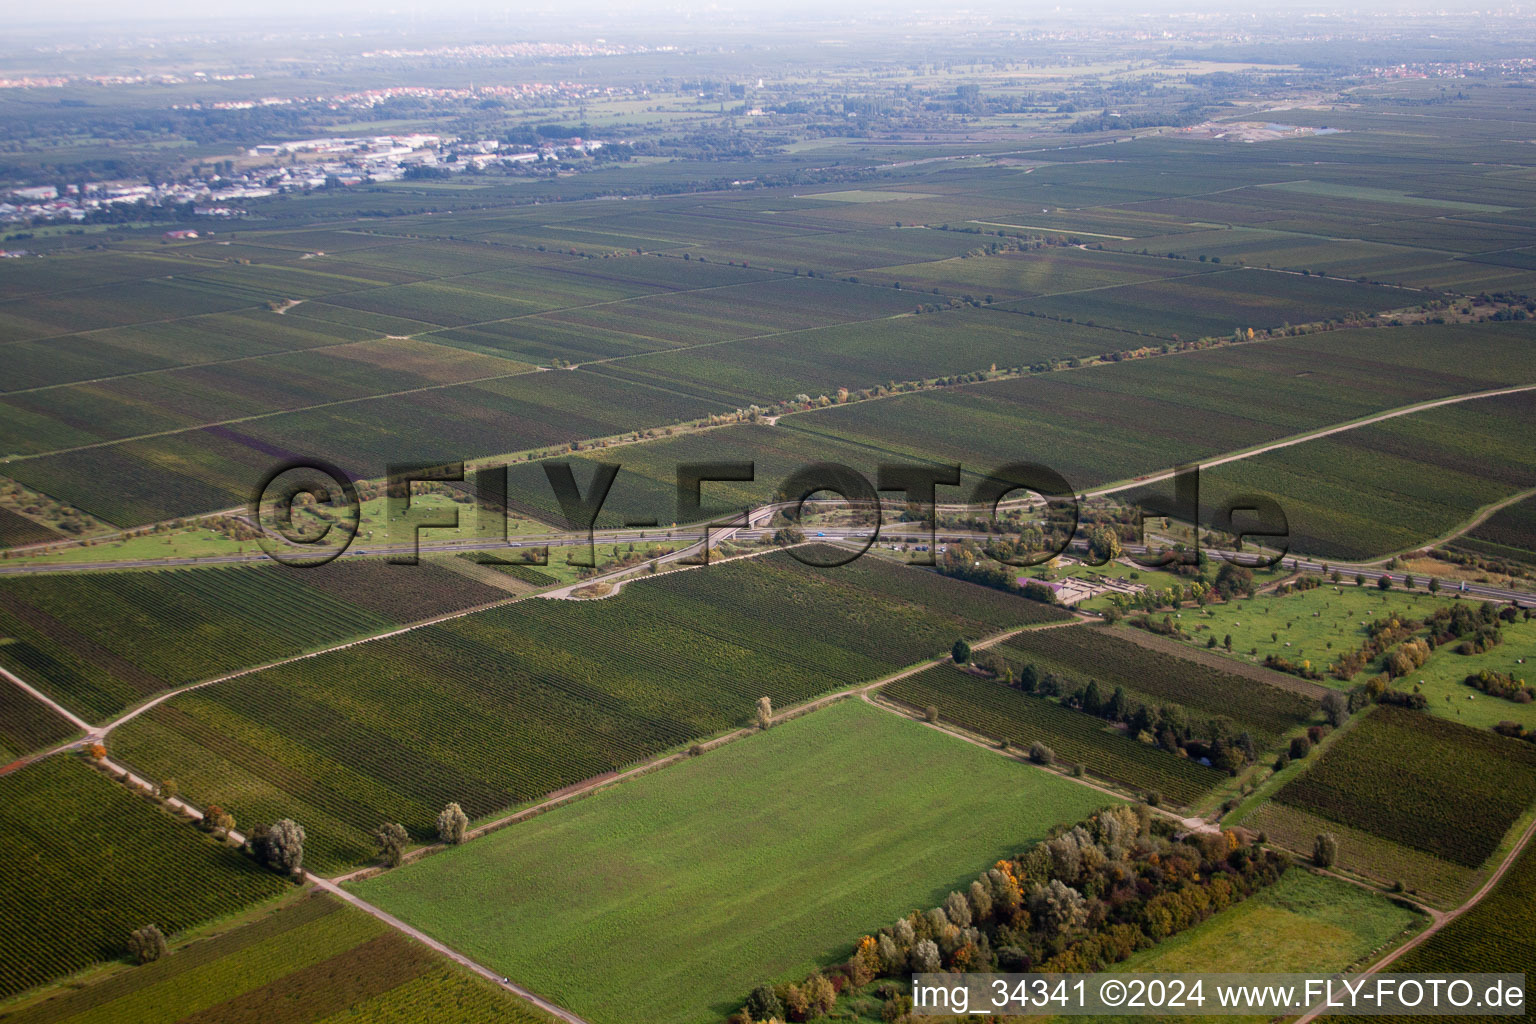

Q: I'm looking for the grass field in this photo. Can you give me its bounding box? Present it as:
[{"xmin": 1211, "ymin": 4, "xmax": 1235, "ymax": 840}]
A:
[
  {"xmin": 351, "ymin": 699, "xmax": 1113, "ymax": 1024},
  {"xmin": 0, "ymin": 893, "xmax": 559, "ymax": 1024},
  {"xmin": 1165, "ymin": 584, "xmax": 1536, "ymax": 731},
  {"xmin": 1113, "ymin": 868, "xmax": 1422, "ymax": 975}
]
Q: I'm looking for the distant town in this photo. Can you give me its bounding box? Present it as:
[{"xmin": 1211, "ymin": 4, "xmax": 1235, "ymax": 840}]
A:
[{"xmin": 1, "ymin": 130, "xmax": 618, "ymax": 228}]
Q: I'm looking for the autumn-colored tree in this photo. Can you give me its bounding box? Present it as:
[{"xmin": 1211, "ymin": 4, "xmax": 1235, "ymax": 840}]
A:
[
  {"xmin": 754, "ymin": 696, "xmax": 773, "ymax": 730},
  {"xmin": 849, "ymin": 935, "xmax": 881, "ymax": 986},
  {"xmin": 783, "ymin": 982, "xmax": 810, "ymax": 1020},
  {"xmin": 202, "ymin": 804, "xmax": 235, "ymax": 835},
  {"xmin": 804, "ymin": 974, "xmax": 836, "ymax": 1016}
]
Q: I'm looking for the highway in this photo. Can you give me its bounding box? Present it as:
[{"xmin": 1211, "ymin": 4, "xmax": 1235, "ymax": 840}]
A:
[{"xmin": 3, "ymin": 506, "xmax": 1530, "ymax": 608}]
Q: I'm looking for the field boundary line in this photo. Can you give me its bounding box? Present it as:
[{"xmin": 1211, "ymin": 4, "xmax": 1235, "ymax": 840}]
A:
[{"xmin": 861, "ymin": 685, "xmax": 1216, "ymax": 834}]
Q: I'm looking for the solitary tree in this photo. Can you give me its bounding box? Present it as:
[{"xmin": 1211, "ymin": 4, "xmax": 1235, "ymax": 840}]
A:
[
  {"xmin": 127, "ymin": 924, "xmax": 167, "ymax": 965},
  {"xmin": 1314, "ymin": 832, "xmax": 1338, "ymax": 868},
  {"xmin": 1028, "ymin": 741, "xmax": 1056, "ymax": 765},
  {"xmin": 249, "ymin": 819, "xmax": 305, "ymax": 874},
  {"xmin": 754, "ymin": 695, "xmax": 773, "ymax": 730},
  {"xmin": 1378, "ymin": 575, "xmax": 1393, "ymax": 591},
  {"xmin": 951, "ymin": 638, "xmax": 972, "ymax": 664},
  {"xmin": 1429, "ymin": 577, "xmax": 1441, "ymax": 594},
  {"xmin": 201, "ymin": 804, "xmax": 235, "ymax": 836},
  {"xmin": 1321, "ymin": 690, "xmax": 1350, "ymax": 727},
  {"xmin": 373, "ymin": 822, "xmax": 409, "ymax": 867},
  {"xmin": 437, "ymin": 802, "xmax": 469, "ymax": 845}
]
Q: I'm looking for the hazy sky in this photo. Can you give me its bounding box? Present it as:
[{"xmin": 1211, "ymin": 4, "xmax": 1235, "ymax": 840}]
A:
[{"xmin": 17, "ymin": 0, "xmax": 1510, "ymax": 29}]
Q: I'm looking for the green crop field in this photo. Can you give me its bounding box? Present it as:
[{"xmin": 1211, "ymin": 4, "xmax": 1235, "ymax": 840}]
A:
[
  {"xmin": 996, "ymin": 624, "xmax": 1319, "ymax": 745},
  {"xmin": 581, "ymin": 306, "xmax": 1118, "ymax": 407},
  {"xmin": 0, "ymin": 560, "xmax": 505, "ymax": 722},
  {"xmin": 783, "ymin": 322, "xmax": 1536, "ymax": 500},
  {"xmin": 0, "ymin": 681, "xmax": 76, "ymax": 762},
  {"xmin": 1329, "ymin": 836, "xmax": 1536, "ymax": 1024},
  {"xmin": 1273, "ymin": 706, "xmax": 1536, "ymax": 867},
  {"xmin": 1199, "ymin": 389, "xmax": 1536, "ymax": 560},
  {"xmin": 0, "ymin": 893, "xmax": 558, "ymax": 1024},
  {"xmin": 109, "ymin": 551, "xmax": 1071, "ymax": 871},
  {"xmin": 0, "ymin": 757, "xmax": 287, "ymax": 1001},
  {"xmin": 487, "ymin": 319, "xmax": 1536, "ymax": 531},
  {"xmin": 995, "ymin": 266, "xmax": 1402, "ymax": 339},
  {"xmin": 1453, "ymin": 492, "xmax": 1536, "ymax": 568},
  {"xmin": 350, "ymin": 699, "xmax": 1113, "ymax": 1024},
  {"xmin": 0, "ymin": 509, "xmax": 57, "ymax": 550},
  {"xmin": 1238, "ymin": 801, "xmax": 1479, "ymax": 907},
  {"xmin": 857, "ymin": 246, "xmax": 1226, "ymax": 300},
  {"xmin": 882, "ymin": 662, "xmax": 1224, "ymax": 804}
]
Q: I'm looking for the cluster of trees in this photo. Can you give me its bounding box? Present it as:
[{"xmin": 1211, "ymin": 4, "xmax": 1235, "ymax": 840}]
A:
[
  {"xmin": 1431, "ymin": 601, "xmax": 1514, "ymax": 654},
  {"xmin": 1331, "ymin": 612, "xmax": 1421, "ymax": 679},
  {"xmin": 1263, "ymin": 653, "xmax": 1325, "ymax": 682},
  {"xmin": 1354, "ymin": 602, "xmax": 1520, "ymax": 706},
  {"xmin": 1494, "ymin": 719, "xmax": 1536, "ymax": 745},
  {"xmin": 731, "ymin": 807, "xmax": 1290, "ymax": 1023},
  {"xmin": 1110, "ymin": 563, "xmax": 1257, "ymax": 624},
  {"xmin": 1465, "ymin": 669, "xmax": 1532, "ymax": 703}
]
